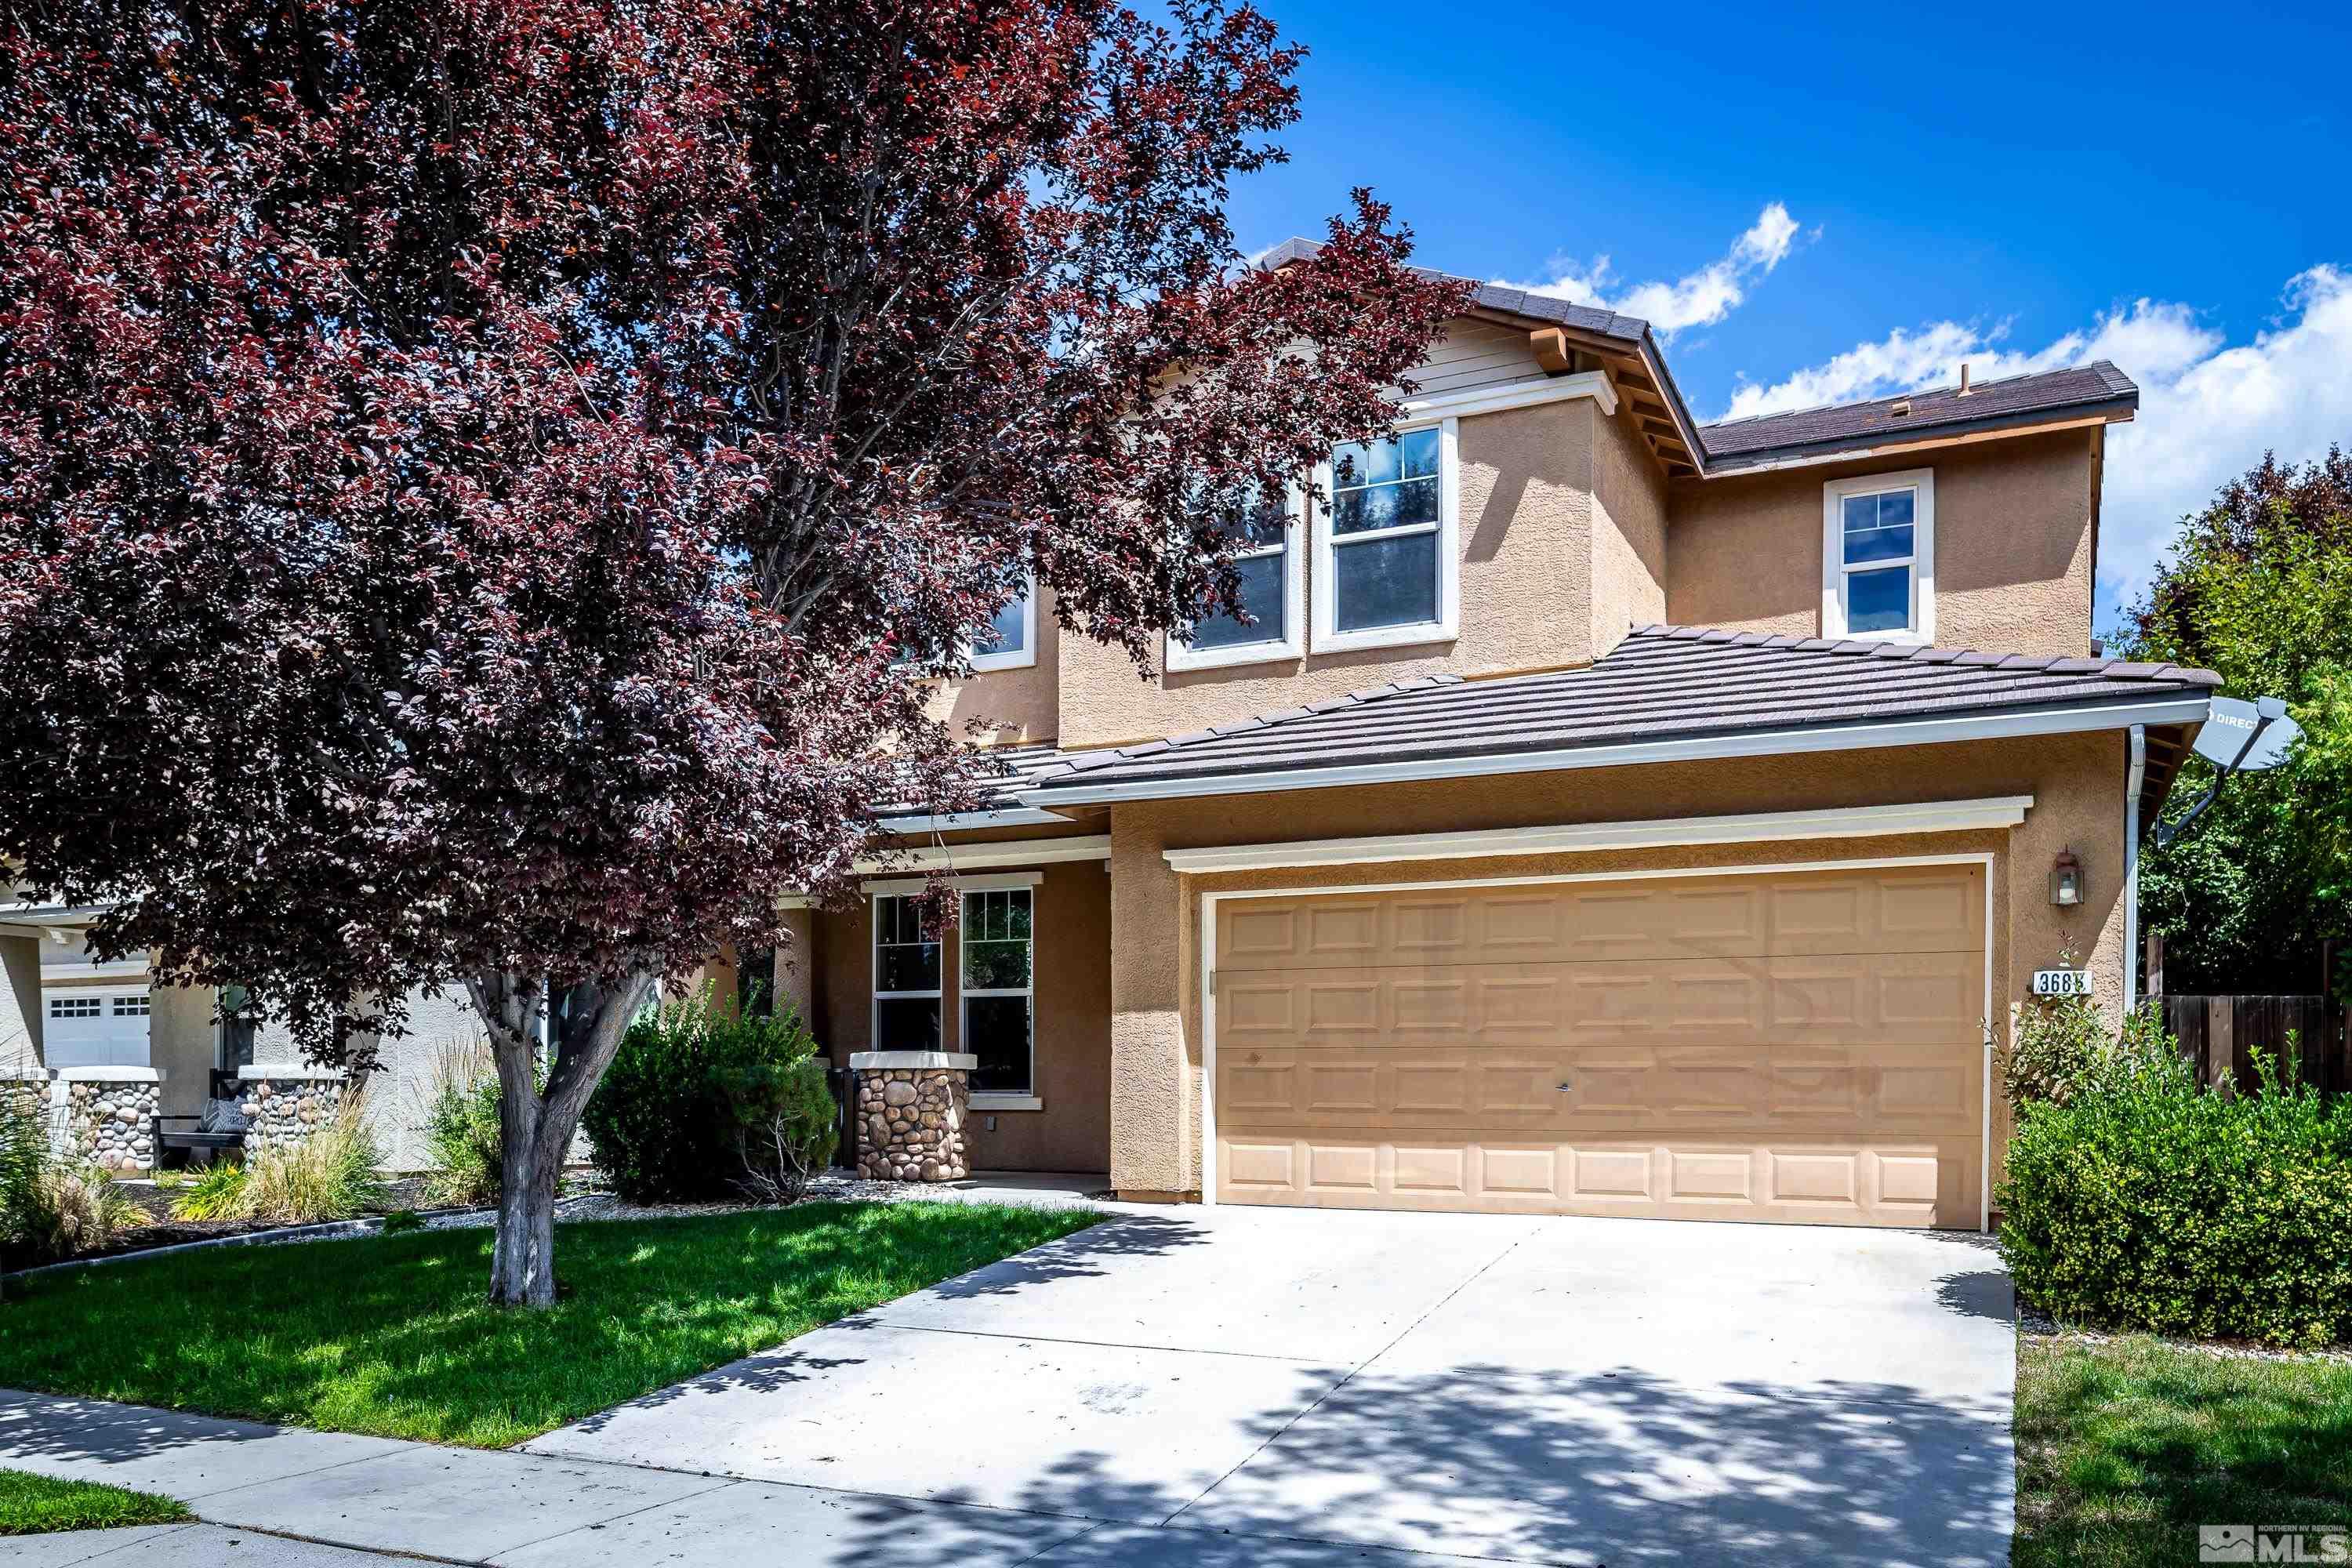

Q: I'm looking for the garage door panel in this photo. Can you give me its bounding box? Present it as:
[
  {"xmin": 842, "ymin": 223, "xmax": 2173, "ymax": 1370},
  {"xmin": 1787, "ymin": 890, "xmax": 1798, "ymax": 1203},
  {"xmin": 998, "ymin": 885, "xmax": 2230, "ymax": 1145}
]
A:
[
  {"xmin": 1223, "ymin": 954, "xmax": 1974, "ymax": 1049},
  {"xmin": 1214, "ymin": 1134, "xmax": 1978, "ymax": 1225},
  {"xmin": 1213, "ymin": 864, "xmax": 1985, "ymax": 1229},
  {"xmin": 1220, "ymin": 1047, "xmax": 1962, "ymax": 1140}
]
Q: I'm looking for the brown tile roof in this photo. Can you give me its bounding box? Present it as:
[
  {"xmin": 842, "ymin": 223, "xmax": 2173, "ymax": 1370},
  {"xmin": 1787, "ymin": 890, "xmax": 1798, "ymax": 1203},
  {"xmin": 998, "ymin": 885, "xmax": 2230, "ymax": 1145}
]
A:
[
  {"xmin": 1022, "ymin": 626, "xmax": 2216, "ymax": 798},
  {"xmin": 1255, "ymin": 238, "xmax": 2137, "ymax": 475},
  {"xmin": 1695, "ymin": 362, "xmax": 2140, "ymax": 471},
  {"xmin": 1254, "ymin": 238, "xmax": 1653, "ymax": 342}
]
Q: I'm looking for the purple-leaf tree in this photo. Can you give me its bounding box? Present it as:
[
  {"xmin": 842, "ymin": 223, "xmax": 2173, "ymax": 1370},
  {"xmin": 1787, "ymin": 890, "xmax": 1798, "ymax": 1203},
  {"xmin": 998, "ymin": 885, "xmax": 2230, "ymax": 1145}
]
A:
[{"xmin": 0, "ymin": 0, "xmax": 1465, "ymax": 1303}]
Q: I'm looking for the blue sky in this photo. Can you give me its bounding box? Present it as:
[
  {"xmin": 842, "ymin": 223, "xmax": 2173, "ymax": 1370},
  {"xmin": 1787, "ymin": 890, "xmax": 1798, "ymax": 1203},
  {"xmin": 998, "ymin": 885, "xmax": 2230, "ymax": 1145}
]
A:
[{"xmin": 1220, "ymin": 0, "xmax": 2352, "ymax": 633}]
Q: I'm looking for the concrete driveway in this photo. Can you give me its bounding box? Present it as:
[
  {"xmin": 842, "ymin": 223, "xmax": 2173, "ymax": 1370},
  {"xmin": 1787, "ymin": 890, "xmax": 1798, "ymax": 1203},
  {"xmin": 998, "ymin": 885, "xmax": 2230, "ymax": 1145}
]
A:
[{"xmin": 527, "ymin": 1205, "xmax": 2014, "ymax": 1566}]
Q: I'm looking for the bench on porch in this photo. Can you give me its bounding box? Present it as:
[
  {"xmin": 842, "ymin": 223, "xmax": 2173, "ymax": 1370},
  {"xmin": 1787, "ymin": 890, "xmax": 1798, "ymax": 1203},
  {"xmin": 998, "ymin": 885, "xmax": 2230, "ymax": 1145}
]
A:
[{"xmin": 150, "ymin": 1069, "xmax": 249, "ymax": 1170}]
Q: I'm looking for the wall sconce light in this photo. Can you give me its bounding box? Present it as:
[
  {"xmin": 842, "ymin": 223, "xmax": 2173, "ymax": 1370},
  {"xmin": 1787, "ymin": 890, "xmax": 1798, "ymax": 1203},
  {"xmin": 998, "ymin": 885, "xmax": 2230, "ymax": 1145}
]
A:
[{"xmin": 2049, "ymin": 848, "xmax": 2084, "ymax": 908}]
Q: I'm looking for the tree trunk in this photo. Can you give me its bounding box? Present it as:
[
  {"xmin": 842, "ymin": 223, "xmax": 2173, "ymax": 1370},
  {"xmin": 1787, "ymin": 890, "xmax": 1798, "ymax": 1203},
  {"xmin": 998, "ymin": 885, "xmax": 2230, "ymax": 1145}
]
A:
[{"xmin": 466, "ymin": 966, "xmax": 655, "ymax": 1308}]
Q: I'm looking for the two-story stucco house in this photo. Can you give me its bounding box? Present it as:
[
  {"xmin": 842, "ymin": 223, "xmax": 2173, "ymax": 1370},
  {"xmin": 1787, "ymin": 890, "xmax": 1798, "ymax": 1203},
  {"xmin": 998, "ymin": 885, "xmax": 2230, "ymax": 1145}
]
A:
[{"xmin": 784, "ymin": 241, "xmax": 2217, "ymax": 1232}]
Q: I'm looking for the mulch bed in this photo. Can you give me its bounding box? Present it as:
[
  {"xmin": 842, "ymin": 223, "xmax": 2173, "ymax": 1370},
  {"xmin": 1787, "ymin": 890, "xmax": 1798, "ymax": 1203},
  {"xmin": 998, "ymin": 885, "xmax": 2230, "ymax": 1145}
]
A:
[{"xmin": 20, "ymin": 1176, "xmax": 457, "ymax": 1268}]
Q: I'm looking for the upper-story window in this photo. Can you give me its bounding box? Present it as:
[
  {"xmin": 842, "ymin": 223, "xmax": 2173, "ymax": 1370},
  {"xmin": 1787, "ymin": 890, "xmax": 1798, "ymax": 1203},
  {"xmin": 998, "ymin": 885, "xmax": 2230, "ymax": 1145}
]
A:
[
  {"xmin": 969, "ymin": 575, "xmax": 1036, "ymax": 672},
  {"xmin": 1312, "ymin": 419, "xmax": 1460, "ymax": 653},
  {"xmin": 1167, "ymin": 483, "xmax": 1302, "ymax": 671},
  {"xmin": 1822, "ymin": 468, "xmax": 1936, "ymax": 642}
]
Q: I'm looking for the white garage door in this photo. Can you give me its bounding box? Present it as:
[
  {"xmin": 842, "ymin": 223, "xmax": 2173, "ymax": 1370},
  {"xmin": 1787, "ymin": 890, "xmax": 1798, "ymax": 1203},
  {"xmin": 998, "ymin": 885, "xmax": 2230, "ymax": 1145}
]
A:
[{"xmin": 45, "ymin": 988, "xmax": 153, "ymax": 1069}]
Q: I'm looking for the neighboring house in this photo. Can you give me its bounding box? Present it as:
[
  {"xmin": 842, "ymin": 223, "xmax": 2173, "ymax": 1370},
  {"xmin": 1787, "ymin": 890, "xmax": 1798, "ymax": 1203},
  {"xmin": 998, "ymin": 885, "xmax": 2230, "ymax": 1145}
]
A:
[
  {"xmin": 0, "ymin": 895, "xmax": 488, "ymax": 1171},
  {"xmin": 0, "ymin": 888, "xmax": 732, "ymax": 1172},
  {"xmin": 782, "ymin": 240, "xmax": 2213, "ymax": 1230}
]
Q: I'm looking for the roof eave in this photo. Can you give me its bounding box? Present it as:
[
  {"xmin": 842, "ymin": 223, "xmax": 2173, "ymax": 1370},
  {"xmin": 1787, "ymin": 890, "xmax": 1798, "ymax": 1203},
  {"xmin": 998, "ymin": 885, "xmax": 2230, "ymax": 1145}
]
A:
[
  {"xmin": 1697, "ymin": 394, "xmax": 2141, "ymax": 477},
  {"xmin": 1020, "ymin": 688, "xmax": 2213, "ymax": 808}
]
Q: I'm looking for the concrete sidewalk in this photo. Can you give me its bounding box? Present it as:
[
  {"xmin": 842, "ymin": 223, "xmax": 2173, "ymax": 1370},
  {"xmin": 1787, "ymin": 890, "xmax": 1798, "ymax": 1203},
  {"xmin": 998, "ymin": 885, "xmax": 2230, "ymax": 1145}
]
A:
[{"xmin": 0, "ymin": 1388, "xmax": 1447, "ymax": 1567}]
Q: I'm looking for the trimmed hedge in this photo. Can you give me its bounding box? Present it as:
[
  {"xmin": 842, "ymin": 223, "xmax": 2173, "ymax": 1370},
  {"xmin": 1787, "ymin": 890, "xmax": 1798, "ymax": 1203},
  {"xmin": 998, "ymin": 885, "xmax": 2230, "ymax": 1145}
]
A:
[{"xmin": 1997, "ymin": 1052, "xmax": 2352, "ymax": 1348}]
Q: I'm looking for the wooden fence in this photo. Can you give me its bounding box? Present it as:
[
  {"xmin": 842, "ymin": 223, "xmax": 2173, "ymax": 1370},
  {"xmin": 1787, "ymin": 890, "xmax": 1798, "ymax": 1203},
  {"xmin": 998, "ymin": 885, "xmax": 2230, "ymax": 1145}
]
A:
[{"xmin": 2159, "ymin": 993, "xmax": 2352, "ymax": 1095}]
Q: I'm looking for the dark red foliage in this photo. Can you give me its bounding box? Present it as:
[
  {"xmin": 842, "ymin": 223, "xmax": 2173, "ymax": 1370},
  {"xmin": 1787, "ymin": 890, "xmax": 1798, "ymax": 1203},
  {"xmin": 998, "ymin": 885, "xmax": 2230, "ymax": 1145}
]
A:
[{"xmin": 0, "ymin": 0, "xmax": 1460, "ymax": 1295}]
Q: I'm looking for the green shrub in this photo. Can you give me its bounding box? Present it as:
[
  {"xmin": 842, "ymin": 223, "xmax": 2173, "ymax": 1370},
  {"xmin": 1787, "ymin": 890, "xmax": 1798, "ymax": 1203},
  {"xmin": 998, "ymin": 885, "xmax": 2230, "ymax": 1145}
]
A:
[
  {"xmin": 0, "ymin": 1081, "xmax": 50, "ymax": 1266},
  {"xmin": 2001, "ymin": 972, "xmax": 2173, "ymax": 1109},
  {"xmin": 416, "ymin": 1041, "xmax": 503, "ymax": 1208},
  {"xmin": 583, "ymin": 987, "xmax": 835, "ymax": 1203},
  {"xmin": 170, "ymin": 1160, "xmax": 252, "ymax": 1221},
  {"xmin": 1998, "ymin": 1047, "xmax": 2352, "ymax": 1347},
  {"xmin": 379, "ymin": 1208, "xmax": 425, "ymax": 1235},
  {"xmin": 718, "ymin": 1056, "xmax": 840, "ymax": 1202},
  {"xmin": 243, "ymin": 1097, "xmax": 387, "ymax": 1223}
]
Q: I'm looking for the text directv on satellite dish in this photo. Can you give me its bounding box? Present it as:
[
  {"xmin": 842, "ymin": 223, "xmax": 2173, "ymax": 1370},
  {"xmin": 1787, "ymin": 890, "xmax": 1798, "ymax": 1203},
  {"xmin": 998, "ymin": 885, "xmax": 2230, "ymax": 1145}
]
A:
[{"xmin": 2151, "ymin": 695, "xmax": 2302, "ymax": 848}]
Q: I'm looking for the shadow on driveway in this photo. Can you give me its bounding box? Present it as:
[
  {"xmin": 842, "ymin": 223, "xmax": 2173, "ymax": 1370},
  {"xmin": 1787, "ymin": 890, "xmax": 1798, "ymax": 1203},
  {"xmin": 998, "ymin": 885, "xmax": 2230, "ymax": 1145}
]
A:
[{"xmin": 828, "ymin": 1359, "xmax": 2012, "ymax": 1567}]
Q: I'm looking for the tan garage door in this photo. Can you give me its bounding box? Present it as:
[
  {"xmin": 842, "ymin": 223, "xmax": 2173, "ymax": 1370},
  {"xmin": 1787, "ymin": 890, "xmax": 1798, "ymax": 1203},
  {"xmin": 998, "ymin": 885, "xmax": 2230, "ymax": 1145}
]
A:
[{"xmin": 1210, "ymin": 862, "xmax": 1986, "ymax": 1228}]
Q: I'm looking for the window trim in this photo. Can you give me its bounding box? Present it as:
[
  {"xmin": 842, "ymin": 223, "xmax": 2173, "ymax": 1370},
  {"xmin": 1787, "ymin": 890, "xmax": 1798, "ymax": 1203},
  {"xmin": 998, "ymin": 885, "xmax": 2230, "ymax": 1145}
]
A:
[
  {"xmin": 1166, "ymin": 483, "xmax": 1306, "ymax": 673},
  {"xmin": 869, "ymin": 891, "xmax": 944, "ymax": 1054},
  {"xmin": 1310, "ymin": 415, "xmax": 1461, "ymax": 655},
  {"xmin": 967, "ymin": 574, "xmax": 1037, "ymax": 673},
  {"xmin": 959, "ymin": 884, "xmax": 1036, "ymax": 1100},
  {"xmin": 1821, "ymin": 468, "xmax": 1936, "ymax": 643}
]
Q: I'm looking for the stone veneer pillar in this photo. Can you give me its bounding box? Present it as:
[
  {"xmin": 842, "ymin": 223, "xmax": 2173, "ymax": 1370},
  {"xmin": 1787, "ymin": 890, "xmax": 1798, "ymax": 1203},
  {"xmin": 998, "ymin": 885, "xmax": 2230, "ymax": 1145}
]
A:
[
  {"xmin": 1, "ymin": 1067, "xmax": 162, "ymax": 1173},
  {"xmin": 848, "ymin": 1051, "xmax": 974, "ymax": 1181},
  {"xmin": 236, "ymin": 1065, "xmax": 347, "ymax": 1154}
]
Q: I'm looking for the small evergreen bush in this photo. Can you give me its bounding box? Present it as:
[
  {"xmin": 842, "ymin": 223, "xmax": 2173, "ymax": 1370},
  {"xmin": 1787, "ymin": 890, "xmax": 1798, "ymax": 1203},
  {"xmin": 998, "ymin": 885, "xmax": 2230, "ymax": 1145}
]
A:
[
  {"xmin": 1998, "ymin": 1047, "xmax": 2352, "ymax": 1347},
  {"xmin": 583, "ymin": 987, "xmax": 835, "ymax": 1203},
  {"xmin": 718, "ymin": 1056, "xmax": 840, "ymax": 1202}
]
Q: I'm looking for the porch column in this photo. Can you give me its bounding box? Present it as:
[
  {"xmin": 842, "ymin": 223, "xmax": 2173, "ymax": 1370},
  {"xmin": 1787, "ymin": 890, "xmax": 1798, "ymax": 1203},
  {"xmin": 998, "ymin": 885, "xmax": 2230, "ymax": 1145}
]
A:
[
  {"xmin": 773, "ymin": 905, "xmax": 818, "ymax": 1025},
  {"xmin": 0, "ymin": 929, "xmax": 41, "ymax": 1069},
  {"xmin": 848, "ymin": 1051, "xmax": 972, "ymax": 1181},
  {"xmin": 1109, "ymin": 808, "xmax": 1194, "ymax": 1200}
]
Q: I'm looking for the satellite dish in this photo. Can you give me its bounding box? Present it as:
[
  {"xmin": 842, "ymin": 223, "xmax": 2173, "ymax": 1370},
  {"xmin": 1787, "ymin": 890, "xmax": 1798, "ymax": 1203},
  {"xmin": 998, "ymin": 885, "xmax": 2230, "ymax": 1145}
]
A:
[{"xmin": 2192, "ymin": 695, "xmax": 2301, "ymax": 772}]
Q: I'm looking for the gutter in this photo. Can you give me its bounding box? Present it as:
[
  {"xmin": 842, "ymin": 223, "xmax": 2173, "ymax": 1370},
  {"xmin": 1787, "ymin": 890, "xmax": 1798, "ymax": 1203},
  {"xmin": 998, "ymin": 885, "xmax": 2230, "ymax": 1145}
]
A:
[
  {"xmin": 1022, "ymin": 693, "xmax": 2213, "ymax": 808},
  {"xmin": 2123, "ymin": 724, "xmax": 2147, "ymax": 1012}
]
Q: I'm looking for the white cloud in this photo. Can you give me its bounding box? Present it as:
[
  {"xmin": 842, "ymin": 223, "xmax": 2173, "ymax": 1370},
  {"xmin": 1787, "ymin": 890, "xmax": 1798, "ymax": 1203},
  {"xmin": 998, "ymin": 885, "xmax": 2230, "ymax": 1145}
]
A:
[
  {"xmin": 1717, "ymin": 267, "xmax": 2352, "ymax": 613},
  {"xmin": 1497, "ymin": 202, "xmax": 1803, "ymax": 336}
]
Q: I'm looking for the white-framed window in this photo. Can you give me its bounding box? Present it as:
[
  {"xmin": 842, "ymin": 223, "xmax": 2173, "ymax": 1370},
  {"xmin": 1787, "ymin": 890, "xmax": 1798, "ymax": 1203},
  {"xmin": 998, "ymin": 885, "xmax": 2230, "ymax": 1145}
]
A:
[
  {"xmin": 1311, "ymin": 418, "xmax": 1460, "ymax": 653},
  {"xmin": 969, "ymin": 575, "xmax": 1036, "ymax": 673},
  {"xmin": 1167, "ymin": 482, "xmax": 1304, "ymax": 672},
  {"xmin": 1822, "ymin": 468, "xmax": 1936, "ymax": 642},
  {"xmin": 871, "ymin": 894, "xmax": 943, "ymax": 1051},
  {"xmin": 960, "ymin": 886, "xmax": 1034, "ymax": 1099}
]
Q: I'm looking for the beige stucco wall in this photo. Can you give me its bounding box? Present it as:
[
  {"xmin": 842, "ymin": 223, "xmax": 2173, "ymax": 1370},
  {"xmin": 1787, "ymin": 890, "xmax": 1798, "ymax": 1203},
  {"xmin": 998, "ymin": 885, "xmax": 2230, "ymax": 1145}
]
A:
[
  {"xmin": 1103, "ymin": 728, "xmax": 2132, "ymax": 1204},
  {"xmin": 1058, "ymin": 394, "xmax": 1621, "ymax": 749},
  {"xmin": 809, "ymin": 854, "xmax": 1112, "ymax": 1174},
  {"xmin": 922, "ymin": 585, "xmax": 1063, "ymax": 745},
  {"xmin": 1590, "ymin": 399, "xmax": 1669, "ymax": 659},
  {"xmin": 148, "ymin": 981, "xmax": 217, "ymax": 1118},
  {"xmin": 1664, "ymin": 427, "xmax": 2100, "ymax": 656},
  {"xmin": 0, "ymin": 932, "xmax": 39, "ymax": 1069}
]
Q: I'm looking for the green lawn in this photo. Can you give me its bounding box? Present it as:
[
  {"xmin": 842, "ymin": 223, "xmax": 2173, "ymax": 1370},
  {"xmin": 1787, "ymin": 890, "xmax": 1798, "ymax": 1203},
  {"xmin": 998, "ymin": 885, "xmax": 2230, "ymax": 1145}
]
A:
[
  {"xmin": 0, "ymin": 1468, "xmax": 192, "ymax": 1536},
  {"xmin": 2015, "ymin": 1333, "xmax": 2352, "ymax": 1567},
  {"xmin": 0, "ymin": 1200, "xmax": 1099, "ymax": 1448}
]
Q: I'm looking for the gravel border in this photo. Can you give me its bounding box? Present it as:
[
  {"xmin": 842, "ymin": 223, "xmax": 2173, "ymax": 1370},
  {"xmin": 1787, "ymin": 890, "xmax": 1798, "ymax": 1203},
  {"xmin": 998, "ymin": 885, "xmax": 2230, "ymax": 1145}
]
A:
[
  {"xmin": 2019, "ymin": 1308, "xmax": 2352, "ymax": 1365},
  {"xmin": 423, "ymin": 1174, "xmax": 1115, "ymax": 1230}
]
